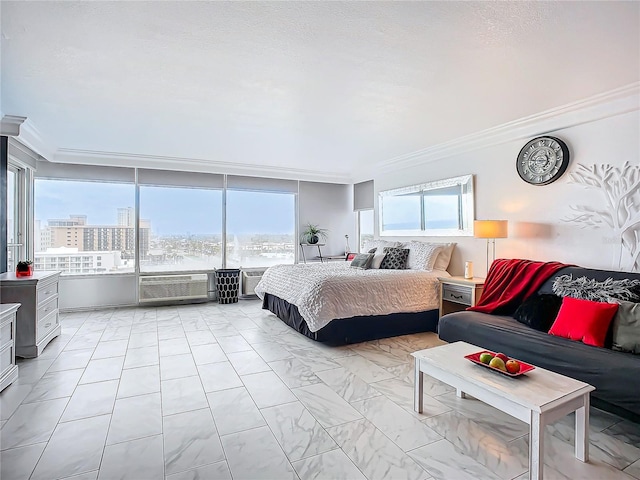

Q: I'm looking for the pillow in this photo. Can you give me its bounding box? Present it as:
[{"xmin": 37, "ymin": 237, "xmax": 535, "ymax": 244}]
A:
[
  {"xmin": 610, "ymin": 301, "xmax": 640, "ymax": 354},
  {"xmin": 548, "ymin": 297, "xmax": 619, "ymax": 347},
  {"xmin": 404, "ymin": 242, "xmax": 442, "ymax": 271},
  {"xmin": 362, "ymin": 240, "xmax": 401, "ymax": 255},
  {"xmin": 432, "ymin": 243, "xmax": 456, "ymax": 271},
  {"xmin": 512, "ymin": 294, "xmax": 562, "ymax": 332},
  {"xmin": 350, "ymin": 253, "xmax": 374, "ymax": 269},
  {"xmin": 379, "ymin": 247, "xmax": 409, "ymax": 270},
  {"xmin": 552, "ymin": 275, "xmax": 640, "ymax": 303},
  {"xmin": 370, "ymin": 251, "xmax": 387, "ymax": 269}
]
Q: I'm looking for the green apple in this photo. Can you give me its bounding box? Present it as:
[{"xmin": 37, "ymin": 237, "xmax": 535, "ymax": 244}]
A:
[
  {"xmin": 489, "ymin": 357, "xmax": 506, "ymax": 371},
  {"xmin": 479, "ymin": 352, "xmax": 494, "ymax": 364}
]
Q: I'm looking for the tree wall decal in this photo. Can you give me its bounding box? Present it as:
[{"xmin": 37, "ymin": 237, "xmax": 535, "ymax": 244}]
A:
[{"xmin": 564, "ymin": 162, "xmax": 640, "ymax": 271}]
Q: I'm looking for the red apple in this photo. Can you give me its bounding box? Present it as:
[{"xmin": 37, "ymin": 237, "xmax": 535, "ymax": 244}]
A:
[
  {"xmin": 505, "ymin": 360, "xmax": 521, "ymax": 374},
  {"xmin": 495, "ymin": 353, "xmax": 509, "ymax": 363}
]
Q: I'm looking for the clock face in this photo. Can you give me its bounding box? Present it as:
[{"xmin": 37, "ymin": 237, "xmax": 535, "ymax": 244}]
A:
[{"xmin": 516, "ymin": 136, "xmax": 570, "ymax": 185}]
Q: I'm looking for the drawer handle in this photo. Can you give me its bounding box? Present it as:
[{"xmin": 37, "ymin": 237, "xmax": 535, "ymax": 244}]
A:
[
  {"xmin": 44, "ymin": 290, "xmax": 52, "ymax": 295},
  {"xmin": 44, "ymin": 323, "xmax": 52, "ymax": 328},
  {"xmin": 451, "ymin": 294, "xmax": 464, "ymax": 300}
]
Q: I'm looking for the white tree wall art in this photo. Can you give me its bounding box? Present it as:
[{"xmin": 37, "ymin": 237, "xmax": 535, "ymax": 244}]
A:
[{"xmin": 564, "ymin": 162, "xmax": 640, "ymax": 271}]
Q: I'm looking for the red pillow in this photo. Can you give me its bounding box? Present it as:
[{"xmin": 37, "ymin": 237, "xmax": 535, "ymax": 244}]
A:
[{"xmin": 548, "ymin": 297, "xmax": 619, "ymax": 347}]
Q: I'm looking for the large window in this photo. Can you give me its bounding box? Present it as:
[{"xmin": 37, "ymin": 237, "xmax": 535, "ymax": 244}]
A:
[
  {"xmin": 226, "ymin": 190, "xmax": 295, "ymax": 268},
  {"xmin": 34, "ymin": 179, "xmax": 136, "ymax": 275},
  {"xmin": 139, "ymin": 186, "xmax": 223, "ymax": 272},
  {"xmin": 358, "ymin": 210, "xmax": 374, "ymax": 252}
]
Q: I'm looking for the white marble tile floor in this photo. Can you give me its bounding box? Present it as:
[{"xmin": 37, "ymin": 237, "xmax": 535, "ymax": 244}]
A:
[{"xmin": 1, "ymin": 298, "xmax": 640, "ymax": 480}]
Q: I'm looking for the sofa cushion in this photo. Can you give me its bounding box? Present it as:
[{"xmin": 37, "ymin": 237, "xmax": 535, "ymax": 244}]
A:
[
  {"xmin": 611, "ymin": 301, "xmax": 640, "ymax": 354},
  {"xmin": 552, "ymin": 274, "xmax": 640, "ymax": 303},
  {"xmin": 512, "ymin": 294, "xmax": 562, "ymax": 332},
  {"xmin": 438, "ymin": 310, "xmax": 640, "ymax": 419},
  {"xmin": 548, "ymin": 297, "xmax": 619, "ymax": 347}
]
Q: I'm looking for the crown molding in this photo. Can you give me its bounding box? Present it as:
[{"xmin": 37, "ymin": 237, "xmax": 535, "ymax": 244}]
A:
[
  {"xmin": 0, "ymin": 115, "xmax": 26, "ymax": 136},
  {"xmin": 374, "ymin": 82, "xmax": 640, "ymax": 175},
  {"xmin": 52, "ymin": 148, "xmax": 352, "ymax": 184},
  {"xmin": 17, "ymin": 119, "xmax": 56, "ymax": 160}
]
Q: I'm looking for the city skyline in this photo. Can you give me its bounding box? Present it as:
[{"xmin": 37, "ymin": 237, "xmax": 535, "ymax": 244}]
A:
[{"xmin": 35, "ymin": 180, "xmax": 296, "ymax": 236}]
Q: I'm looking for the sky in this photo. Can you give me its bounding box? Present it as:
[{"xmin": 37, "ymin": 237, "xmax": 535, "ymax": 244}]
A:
[{"xmin": 34, "ymin": 180, "xmax": 295, "ymax": 236}]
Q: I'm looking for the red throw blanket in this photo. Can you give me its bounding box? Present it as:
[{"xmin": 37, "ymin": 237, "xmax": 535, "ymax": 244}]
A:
[{"xmin": 468, "ymin": 259, "xmax": 570, "ymax": 315}]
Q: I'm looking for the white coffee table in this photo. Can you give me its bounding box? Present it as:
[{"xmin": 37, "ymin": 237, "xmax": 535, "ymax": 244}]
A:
[{"xmin": 412, "ymin": 341, "xmax": 594, "ymax": 480}]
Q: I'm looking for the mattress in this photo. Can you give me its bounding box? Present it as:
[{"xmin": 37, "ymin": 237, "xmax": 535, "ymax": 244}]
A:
[{"xmin": 254, "ymin": 262, "xmax": 448, "ymax": 332}]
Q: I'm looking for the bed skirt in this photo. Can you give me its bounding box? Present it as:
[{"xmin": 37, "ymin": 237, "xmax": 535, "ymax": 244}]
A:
[{"xmin": 262, "ymin": 293, "xmax": 439, "ymax": 345}]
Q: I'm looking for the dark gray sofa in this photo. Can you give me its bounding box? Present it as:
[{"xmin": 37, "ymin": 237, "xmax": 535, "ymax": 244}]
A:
[{"xmin": 439, "ymin": 266, "xmax": 640, "ymax": 422}]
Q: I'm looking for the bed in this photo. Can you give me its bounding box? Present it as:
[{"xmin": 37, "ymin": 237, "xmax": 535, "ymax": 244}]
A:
[{"xmin": 254, "ymin": 261, "xmax": 450, "ymax": 345}]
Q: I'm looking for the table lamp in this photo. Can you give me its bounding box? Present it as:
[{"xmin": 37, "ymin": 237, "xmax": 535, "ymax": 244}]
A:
[{"xmin": 474, "ymin": 220, "xmax": 508, "ymax": 274}]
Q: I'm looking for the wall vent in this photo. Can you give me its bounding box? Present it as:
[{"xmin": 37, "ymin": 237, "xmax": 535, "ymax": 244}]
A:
[{"xmin": 139, "ymin": 274, "xmax": 209, "ymax": 303}]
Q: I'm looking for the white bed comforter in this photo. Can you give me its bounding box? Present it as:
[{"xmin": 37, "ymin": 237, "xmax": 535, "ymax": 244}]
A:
[{"xmin": 254, "ymin": 262, "xmax": 449, "ymax": 332}]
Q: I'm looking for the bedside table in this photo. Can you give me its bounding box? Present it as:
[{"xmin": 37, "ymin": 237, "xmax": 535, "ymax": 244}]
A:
[{"xmin": 438, "ymin": 276, "xmax": 485, "ymax": 317}]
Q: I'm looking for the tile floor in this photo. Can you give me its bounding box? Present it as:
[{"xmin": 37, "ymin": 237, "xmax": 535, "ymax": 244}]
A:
[{"xmin": 1, "ymin": 299, "xmax": 640, "ymax": 480}]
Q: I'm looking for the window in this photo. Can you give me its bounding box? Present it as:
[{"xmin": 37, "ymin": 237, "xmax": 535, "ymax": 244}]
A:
[
  {"xmin": 226, "ymin": 190, "xmax": 295, "ymax": 268},
  {"xmin": 358, "ymin": 210, "xmax": 374, "ymax": 252},
  {"xmin": 6, "ymin": 168, "xmax": 20, "ymax": 271},
  {"xmin": 34, "ymin": 179, "xmax": 136, "ymax": 275},
  {"xmin": 139, "ymin": 186, "xmax": 223, "ymax": 272}
]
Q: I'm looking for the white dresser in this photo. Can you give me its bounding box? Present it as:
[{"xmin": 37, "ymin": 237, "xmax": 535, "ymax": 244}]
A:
[
  {"xmin": 0, "ymin": 271, "xmax": 61, "ymax": 358},
  {"xmin": 0, "ymin": 303, "xmax": 20, "ymax": 391}
]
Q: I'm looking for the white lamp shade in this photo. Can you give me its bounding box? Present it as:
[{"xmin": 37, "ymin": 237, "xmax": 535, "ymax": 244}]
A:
[{"xmin": 474, "ymin": 220, "xmax": 508, "ymax": 239}]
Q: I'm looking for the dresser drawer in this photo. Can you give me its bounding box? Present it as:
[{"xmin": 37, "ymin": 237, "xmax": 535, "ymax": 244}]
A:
[
  {"xmin": 0, "ymin": 343, "xmax": 14, "ymax": 375},
  {"xmin": 442, "ymin": 284, "xmax": 472, "ymax": 305},
  {"xmin": 37, "ymin": 281, "xmax": 59, "ymax": 306},
  {"xmin": 0, "ymin": 319, "xmax": 14, "ymax": 350},
  {"xmin": 37, "ymin": 296, "xmax": 58, "ymax": 322},
  {"xmin": 37, "ymin": 310, "xmax": 59, "ymax": 342}
]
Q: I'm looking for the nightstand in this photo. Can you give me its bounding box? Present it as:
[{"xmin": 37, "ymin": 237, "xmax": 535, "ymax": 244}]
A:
[{"xmin": 438, "ymin": 276, "xmax": 485, "ymax": 317}]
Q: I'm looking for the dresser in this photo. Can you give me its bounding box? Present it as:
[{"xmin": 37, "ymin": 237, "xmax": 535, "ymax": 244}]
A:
[
  {"xmin": 0, "ymin": 271, "xmax": 61, "ymax": 358},
  {"xmin": 0, "ymin": 303, "xmax": 20, "ymax": 391}
]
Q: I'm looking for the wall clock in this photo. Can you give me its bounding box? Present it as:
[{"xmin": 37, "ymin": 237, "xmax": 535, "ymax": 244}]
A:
[{"xmin": 516, "ymin": 136, "xmax": 570, "ymax": 186}]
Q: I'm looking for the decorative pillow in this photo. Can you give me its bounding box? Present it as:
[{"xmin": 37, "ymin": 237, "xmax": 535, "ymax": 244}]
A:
[
  {"xmin": 379, "ymin": 247, "xmax": 409, "ymax": 270},
  {"xmin": 548, "ymin": 297, "xmax": 619, "ymax": 347},
  {"xmin": 552, "ymin": 275, "xmax": 640, "ymax": 303},
  {"xmin": 432, "ymin": 243, "xmax": 456, "ymax": 271},
  {"xmin": 362, "ymin": 240, "xmax": 401, "ymax": 255},
  {"xmin": 512, "ymin": 294, "xmax": 562, "ymax": 332},
  {"xmin": 350, "ymin": 253, "xmax": 374, "ymax": 269},
  {"xmin": 370, "ymin": 251, "xmax": 387, "ymax": 269},
  {"xmin": 404, "ymin": 242, "xmax": 442, "ymax": 271},
  {"xmin": 610, "ymin": 301, "xmax": 640, "ymax": 354}
]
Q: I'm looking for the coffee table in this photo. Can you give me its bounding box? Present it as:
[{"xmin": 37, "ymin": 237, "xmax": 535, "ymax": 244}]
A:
[{"xmin": 412, "ymin": 341, "xmax": 594, "ymax": 480}]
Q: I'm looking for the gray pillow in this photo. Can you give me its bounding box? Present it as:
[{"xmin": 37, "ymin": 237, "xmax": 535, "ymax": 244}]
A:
[
  {"xmin": 611, "ymin": 301, "xmax": 640, "ymax": 354},
  {"xmin": 350, "ymin": 253, "xmax": 374, "ymax": 269},
  {"xmin": 552, "ymin": 275, "xmax": 640, "ymax": 303},
  {"xmin": 379, "ymin": 247, "xmax": 409, "ymax": 270}
]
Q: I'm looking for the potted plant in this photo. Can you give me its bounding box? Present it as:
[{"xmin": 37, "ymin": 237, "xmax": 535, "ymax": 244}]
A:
[
  {"xmin": 16, "ymin": 260, "xmax": 33, "ymax": 277},
  {"xmin": 301, "ymin": 223, "xmax": 328, "ymax": 245}
]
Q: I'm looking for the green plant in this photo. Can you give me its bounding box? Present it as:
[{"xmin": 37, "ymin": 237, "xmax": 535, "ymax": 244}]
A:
[
  {"xmin": 300, "ymin": 223, "xmax": 328, "ymax": 243},
  {"xmin": 16, "ymin": 260, "xmax": 33, "ymax": 271}
]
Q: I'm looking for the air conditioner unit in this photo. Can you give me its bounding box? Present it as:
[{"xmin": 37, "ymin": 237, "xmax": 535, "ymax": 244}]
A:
[
  {"xmin": 242, "ymin": 268, "xmax": 266, "ymax": 295},
  {"xmin": 139, "ymin": 274, "xmax": 209, "ymax": 303}
]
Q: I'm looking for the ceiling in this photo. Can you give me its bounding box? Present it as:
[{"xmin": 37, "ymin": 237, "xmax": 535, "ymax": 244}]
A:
[{"xmin": 1, "ymin": 1, "xmax": 638, "ymax": 181}]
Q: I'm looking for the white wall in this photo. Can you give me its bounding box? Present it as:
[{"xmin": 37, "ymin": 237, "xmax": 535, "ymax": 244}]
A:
[
  {"xmin": 298, "ymin": 181, "xmax": 355, "ymax": 258},
  {"xmin": 372, "ymin": 107, "xmax": 640, "ymax": 277}
]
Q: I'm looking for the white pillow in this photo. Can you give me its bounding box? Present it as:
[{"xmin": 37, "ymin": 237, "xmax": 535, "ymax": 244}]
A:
[
  {"xmin": 370, "ymin": 251, "xmax": 387, "ymax": 269},
  {"xmin": 404, "ymin": 241, "xmax": 443, "ymax": 271},
  {"xmin": 362, "ymin": 239, "xmax": 401, "ymax": 254},
  {"xmin": 432, "ymin": 243, "xmax": 456, "ymax": 271}
]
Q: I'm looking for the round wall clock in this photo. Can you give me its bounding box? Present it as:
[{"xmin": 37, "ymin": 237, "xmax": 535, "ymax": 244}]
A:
[{"xmin": 516, "ymin": 136, "xmax": 570, "ymax": 186}]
